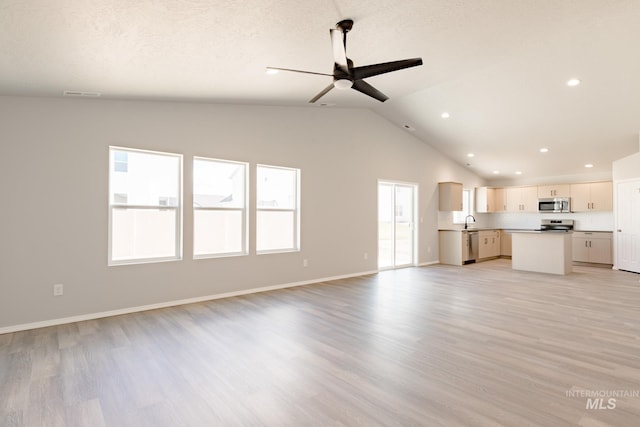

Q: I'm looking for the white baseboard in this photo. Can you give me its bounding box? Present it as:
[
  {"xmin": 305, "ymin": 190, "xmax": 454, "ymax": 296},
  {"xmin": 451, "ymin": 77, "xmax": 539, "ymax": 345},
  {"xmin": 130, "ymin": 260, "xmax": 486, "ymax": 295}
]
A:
[
  {"xmin": 418, "ymin": 261, "xmax": 439, "ymax": 267},
  {"xmin": 0, "ymin": 270, "xmax": 379, "ymax": 335}
]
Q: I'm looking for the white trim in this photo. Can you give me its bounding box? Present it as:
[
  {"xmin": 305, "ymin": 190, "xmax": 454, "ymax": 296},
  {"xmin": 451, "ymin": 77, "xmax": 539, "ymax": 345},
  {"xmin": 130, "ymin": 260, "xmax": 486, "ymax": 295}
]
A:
[
  {"xmin": 418, "ymin": 261, "xmax": 439, "ymax": 267},
  {"xmin": 0, "ymin": 270, "xmax": 378, "ymax": 335}
]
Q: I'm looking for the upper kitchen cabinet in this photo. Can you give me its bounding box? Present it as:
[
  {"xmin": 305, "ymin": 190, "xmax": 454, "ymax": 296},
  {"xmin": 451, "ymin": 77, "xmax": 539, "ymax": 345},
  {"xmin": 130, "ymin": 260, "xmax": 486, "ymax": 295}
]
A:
[
  {"xmin": 476, "ymin": 187, "xmax": 494, "ymax": 213},
  {"xmin": 537, "ymin": 184, "xmax": 570, "ymax": 198},
  {"xmin": 439, "ymin": 182, "xmax": 463, "ymax": 211},
  {"xmin": 476, "ymin": 187, "xmax": 507, "ymax": 213},
  {"xmin": 494, "ymin": 188, "xmax": 506, "ymax": 212},
  {"xmin": 505, "ymin": 186, "xmax": 538, "ymax": 212},
  {"xmin": 570, "ymin": 181, "xmax": 613, "ymax": 212}
]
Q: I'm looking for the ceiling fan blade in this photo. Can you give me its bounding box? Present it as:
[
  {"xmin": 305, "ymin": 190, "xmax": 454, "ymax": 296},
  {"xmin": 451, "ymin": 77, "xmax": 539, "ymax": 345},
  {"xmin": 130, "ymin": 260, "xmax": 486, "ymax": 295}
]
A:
[
  {"xmin": 330, "ymin": 29, "xmax": 348, "ymax": 73},
  {"xmin": 309, "ymin": 83, "xmax": 335, "ymax": 103},
  {"xmin": 351, "ymin": 80, "xmax": 388, "ymax": 102},
  {"xmin": 266, "ymin": 67, "xmax": 333, "ymax": 77},
  {"xmin": 351, "ymin": 58, "xmax": 423, "ymax": 80}
]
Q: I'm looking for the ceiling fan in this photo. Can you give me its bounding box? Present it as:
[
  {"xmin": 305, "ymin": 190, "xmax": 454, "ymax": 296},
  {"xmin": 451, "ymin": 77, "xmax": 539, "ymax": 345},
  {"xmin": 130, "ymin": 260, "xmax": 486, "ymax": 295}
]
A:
[{"xmin": 267, "ymin": 19, "xmax": 423, "ymax": 103}]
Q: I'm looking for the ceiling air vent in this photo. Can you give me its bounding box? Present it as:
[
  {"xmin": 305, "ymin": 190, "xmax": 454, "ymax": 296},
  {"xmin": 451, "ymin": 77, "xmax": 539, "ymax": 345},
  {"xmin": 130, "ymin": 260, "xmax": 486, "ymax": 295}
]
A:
[{"xmin": 63, "ymin": 91, "xmax": 101, "ymax": 97}]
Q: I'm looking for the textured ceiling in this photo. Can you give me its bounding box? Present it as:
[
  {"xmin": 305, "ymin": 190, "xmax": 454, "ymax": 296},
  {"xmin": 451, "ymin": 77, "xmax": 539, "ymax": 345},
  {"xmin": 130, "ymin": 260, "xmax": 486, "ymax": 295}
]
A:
[{"xmin": 1, "ymin": 0, "xmax": 639, "ymax": 182}]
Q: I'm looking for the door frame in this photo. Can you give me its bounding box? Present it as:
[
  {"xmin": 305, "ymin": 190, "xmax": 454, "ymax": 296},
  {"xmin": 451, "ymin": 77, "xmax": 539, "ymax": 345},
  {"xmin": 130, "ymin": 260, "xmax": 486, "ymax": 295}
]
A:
[
  {"xmin": 613, "ymin": 178, "xmax": 640, "ymax": 272},
  {"xmin": 377, "ymin": 179, "xmax": 419, "ymax": 270}
]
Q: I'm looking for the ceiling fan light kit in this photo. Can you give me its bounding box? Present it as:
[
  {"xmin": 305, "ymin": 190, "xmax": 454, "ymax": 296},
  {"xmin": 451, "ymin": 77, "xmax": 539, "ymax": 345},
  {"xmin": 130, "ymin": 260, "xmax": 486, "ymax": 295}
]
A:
[
  {"xmin": 268, "ymin": 19, "xmax": 423, "ymax": 103},
  {"xmin": 334, "ymin": 79, "xmax": 353, "ymax": 89}
]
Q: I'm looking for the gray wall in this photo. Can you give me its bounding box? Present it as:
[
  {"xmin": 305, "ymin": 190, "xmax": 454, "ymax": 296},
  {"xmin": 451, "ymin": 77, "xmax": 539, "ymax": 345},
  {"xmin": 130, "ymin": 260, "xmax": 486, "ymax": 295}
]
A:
[{"xmin": 0, "ymin": 96, "xmax": 483, "ymax": 330}]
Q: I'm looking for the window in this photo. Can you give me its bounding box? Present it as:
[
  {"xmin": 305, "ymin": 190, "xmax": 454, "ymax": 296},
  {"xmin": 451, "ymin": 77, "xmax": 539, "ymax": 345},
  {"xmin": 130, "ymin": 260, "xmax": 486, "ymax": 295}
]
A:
[
  {"xmin": 193, "ymin": 158, "xmax": 248, "ymax": 258},
  {"xmin": 453, "ymin": 188, "xmax": 474, "ymax": 224},
  {"xmin": 109, "ymin": 147, "xmax": 182, "ymax": 265},
  {"xmin": 256, "ymin": 165, "xmax": 300, "ymax": 253}
]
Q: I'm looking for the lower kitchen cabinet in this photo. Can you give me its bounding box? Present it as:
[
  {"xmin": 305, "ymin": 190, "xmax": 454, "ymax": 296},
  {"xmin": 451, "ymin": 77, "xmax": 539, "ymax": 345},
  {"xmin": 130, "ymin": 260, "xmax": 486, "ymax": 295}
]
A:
[
  {"xmin": 501, "ymin": 231, "xmax": 513, "ymax": 256},
  {"xmin": 479, "ymin": 230, "xmax": 501, "ymax": 259},
  {"xmin": 572, "ymin": 231, "xmax": 612, "ymax": 264},
  {"xmin": 439, "ymin": 231, "xmax": 467, "ymax": 266}
]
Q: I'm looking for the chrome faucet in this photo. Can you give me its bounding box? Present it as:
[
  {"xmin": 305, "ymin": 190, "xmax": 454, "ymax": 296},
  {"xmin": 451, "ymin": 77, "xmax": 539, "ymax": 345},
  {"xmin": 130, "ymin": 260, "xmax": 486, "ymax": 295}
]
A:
[{"xmin": 464, "ymin": 214, "xmax": 476, "ymax": 230}]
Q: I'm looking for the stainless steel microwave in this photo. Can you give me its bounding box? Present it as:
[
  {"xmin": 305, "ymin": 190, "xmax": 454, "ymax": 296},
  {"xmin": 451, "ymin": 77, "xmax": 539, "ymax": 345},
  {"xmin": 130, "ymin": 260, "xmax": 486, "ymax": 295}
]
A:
[{"xmin": 538, "ymin": 197, "xmax": 571, "ymax": 213}]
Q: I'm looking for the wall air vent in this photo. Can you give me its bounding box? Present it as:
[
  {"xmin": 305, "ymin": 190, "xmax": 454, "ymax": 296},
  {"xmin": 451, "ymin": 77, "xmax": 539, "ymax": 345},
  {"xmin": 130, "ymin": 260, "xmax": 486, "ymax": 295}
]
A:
[{"xmin": 63, "ymin": 91, "xmax": 101, "ymax": 97}]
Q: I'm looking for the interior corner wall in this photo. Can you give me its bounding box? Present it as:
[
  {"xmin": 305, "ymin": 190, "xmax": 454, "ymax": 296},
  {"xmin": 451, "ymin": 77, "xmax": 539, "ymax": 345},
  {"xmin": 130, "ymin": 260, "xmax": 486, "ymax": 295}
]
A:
[
  {"xmin": 0, "ymin": 96, "xmax": 482, "ymax": 330},
  {"xmin": 613, "ymin": 151, "xmax": 640, "ymax": 181}
]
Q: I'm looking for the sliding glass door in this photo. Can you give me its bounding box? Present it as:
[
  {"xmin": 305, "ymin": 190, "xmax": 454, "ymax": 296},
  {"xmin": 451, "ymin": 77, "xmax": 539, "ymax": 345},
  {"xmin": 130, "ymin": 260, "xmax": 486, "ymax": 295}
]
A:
[{"xmin": 378, "ymin": 181, "xmax": 417, "ymax": 269}]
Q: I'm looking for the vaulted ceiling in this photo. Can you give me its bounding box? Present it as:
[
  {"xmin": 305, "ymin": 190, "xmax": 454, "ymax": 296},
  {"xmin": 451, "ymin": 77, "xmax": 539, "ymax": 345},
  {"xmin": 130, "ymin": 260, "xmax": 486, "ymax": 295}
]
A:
[{"xmin": 2, "ymin": 0, "xmax": 639, "ymax": 182}]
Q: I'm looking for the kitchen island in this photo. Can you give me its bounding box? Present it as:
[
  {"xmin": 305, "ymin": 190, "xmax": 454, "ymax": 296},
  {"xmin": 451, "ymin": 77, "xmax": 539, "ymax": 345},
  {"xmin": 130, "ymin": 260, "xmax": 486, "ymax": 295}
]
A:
[{"xmin": 511, "ymin": 231, "xmax": 573, "ymax": 275}]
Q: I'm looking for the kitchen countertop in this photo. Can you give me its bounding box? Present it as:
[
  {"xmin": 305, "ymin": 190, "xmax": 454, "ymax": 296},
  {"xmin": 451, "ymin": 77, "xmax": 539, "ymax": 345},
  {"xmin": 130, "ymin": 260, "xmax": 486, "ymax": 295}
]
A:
[
  {"xmin": 440, "ymin": 228, "xmax": 613, "ymax": 233},
  {"xmin": 510, "ymin": 230, "xmax": 573, "ymax": 234},
  {"xmin": 438, "ymin": 228, "xmax": 503, "ymax": 232}
]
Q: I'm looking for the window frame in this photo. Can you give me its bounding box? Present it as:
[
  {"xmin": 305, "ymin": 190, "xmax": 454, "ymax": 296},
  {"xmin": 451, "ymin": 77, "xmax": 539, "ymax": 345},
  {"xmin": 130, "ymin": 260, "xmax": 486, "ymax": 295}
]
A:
[
  {"xmin": 256, "ymin": 164, "xmax": 301, "ymax": 254},
  {"xmin": 453, "ymin": 188, "xmax": 474, "ymax": 224},
  {"xmin": 193, "ymin": 156, "xmax": 249, "ymax": 259},
  {"xmin": 108, "ymin": 146, "xmax": 183, "ymax": 266}
]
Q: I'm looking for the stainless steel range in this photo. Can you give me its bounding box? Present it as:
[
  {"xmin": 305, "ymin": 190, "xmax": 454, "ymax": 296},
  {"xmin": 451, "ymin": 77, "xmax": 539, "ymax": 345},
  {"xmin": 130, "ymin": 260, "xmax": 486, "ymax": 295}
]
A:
[{"xmin": 540, "ymin": 219, "xmax": 574, "ymax": 232}]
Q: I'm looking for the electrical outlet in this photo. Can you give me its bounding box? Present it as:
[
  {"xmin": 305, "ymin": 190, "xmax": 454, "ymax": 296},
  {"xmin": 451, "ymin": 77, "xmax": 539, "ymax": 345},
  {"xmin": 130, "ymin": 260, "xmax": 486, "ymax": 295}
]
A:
[
  {"xmin": 364, "ymin": 252, "xmax": 368, "ymax": 260},
  {"xmin": 53, "ymin": 283, "xmax": 64, "ymax": 296},
  {"xmin": 303, "ymin": 259, "xmax": 308, "ymax": 267}
]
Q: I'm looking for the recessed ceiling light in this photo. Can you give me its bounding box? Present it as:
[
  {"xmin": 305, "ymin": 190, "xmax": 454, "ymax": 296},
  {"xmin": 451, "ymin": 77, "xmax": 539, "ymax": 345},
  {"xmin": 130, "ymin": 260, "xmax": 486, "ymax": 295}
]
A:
[
  {"xmin": 493, "ymin": 170, "xmax": 500, "ymax": 174},
  {"xmin": 441, "ymin": 112, "xmax": 450, "ymax": 119},
  {"xmin": 265, "ymin": 68, "xmax": 279, "ymax": 75},
  {"xmin": 567, "ymin": 78, "xmax": 581, "ymax": 87},
  {"xmin": 467, "ymin": 153, "xmax": 475, "ymax": 158},
  {"xmin": 515, "ymin": 171, "xmax": 522, "ymax": 175},
  {"xmin": 539, "ymin": 148, "xmax": 549, "ymax": 153},
  {"xmin": 585, "ymin": 163, "xmax": 594, "ymax": 168}
]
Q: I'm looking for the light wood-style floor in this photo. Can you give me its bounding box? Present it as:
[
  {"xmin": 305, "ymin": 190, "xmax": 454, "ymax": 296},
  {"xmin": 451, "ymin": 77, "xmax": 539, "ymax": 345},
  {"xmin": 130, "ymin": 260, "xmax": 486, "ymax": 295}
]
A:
[{"xmin": 2, "ymin": 259, "xmax": 640, "ymax": 426}]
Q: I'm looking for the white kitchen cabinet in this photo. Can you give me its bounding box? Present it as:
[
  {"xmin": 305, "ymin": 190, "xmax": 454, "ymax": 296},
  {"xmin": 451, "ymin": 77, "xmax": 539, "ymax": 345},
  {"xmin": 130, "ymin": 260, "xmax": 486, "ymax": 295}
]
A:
[
  {"xmin": 439, "ymin": 182, "xmax": 463, "ymax": 211},
  {"xmin": 494, "ymin": 188, "xmax": 506, "ymax": 212},
  {"xmin": 505, "ymin": 186, "xmax": 538, "ymax": 212},
  {"xmin": 572, "ymin": 231, "xmax": 612, "ymax": 264},
  {"xmin": 479, "ymin": 230, "xmax": 500, "ymax": 259},
  {"xmin": 476, "ymin": 187, "xmax": 507, "ymax": 212},
  {"xmin": 570, "ymin": 181, "xmax": 613, "ymax": 212},
  {"xmin": 501, "ymin": 230, "xmax": 512, "ymax": 256},
  {"xmin": 476, "ymin": 187, "xmax": 495, "ymax": 213},
  {"xmin": 439, "ymin": 230, "xmax": 466, "ymax": 265},
  {"xmin": 537, "ymin": 184, "xmax": 570, "ymax": 198}
]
